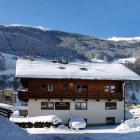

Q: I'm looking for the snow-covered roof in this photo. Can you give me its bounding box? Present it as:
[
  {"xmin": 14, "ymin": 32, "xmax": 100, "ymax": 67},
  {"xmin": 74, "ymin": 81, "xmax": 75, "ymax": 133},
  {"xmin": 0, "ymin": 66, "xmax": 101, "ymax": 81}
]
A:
[
  {"xmin": 15, "ymin": 59, "xmax": 140, "ymax": 81},
  {"xmin": 0, "ymin": 103, "xmax": 15, "ymax": 112}
]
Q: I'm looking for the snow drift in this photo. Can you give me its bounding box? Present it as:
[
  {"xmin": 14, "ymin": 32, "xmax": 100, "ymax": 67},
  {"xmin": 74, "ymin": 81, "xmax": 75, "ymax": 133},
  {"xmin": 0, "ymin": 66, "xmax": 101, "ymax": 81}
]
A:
[
  {"xmin": 0, "ymin": 115, "xmax": 34, "ymax": 140},
  {"xmin": 116, "ymin": 118, "xmax": 140, "ymax": 132}
]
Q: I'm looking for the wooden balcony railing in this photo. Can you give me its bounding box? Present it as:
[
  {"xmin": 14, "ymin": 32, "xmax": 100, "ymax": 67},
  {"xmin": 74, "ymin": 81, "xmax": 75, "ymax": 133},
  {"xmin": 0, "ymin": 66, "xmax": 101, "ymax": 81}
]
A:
[{"xmin": 18, "ymin": 90, "xmax": 123, "ymax": 101}]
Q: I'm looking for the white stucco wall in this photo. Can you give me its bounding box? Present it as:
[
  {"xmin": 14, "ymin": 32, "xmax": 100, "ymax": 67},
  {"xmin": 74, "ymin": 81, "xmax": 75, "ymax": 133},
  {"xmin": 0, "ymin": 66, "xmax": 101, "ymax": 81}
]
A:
[{"xmin": 28, "ymin": 99, "xmax": 124, "ymax": 125}]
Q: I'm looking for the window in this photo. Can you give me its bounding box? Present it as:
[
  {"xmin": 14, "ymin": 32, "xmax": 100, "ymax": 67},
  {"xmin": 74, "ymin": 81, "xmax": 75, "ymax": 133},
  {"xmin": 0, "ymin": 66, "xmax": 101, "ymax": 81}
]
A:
[
  {"xmin": 69, "ymin": 83, "xmax": 73, "ymax": 88},
  {"xmin": 82, "ymin": 85, "xmax": 88, "ymax": 92},
  {"xmin": 55, "ymin": 102, "xmax": 70, "ymax": 110},
  {"xmin": 75, "ymin": 102, "xmax": 87, "ymax": 110},
  {"xmin": 104, "ymin": 85, "xmax": 116, "ymax": 93},
  {"xmin": 106, "ymin": 117, "xmax": 115, "ymax": 125},
  {"xmin": 41, "ymin": 85, "xmax": 48, "ymax": 90},
  {"xmin": 63, "ymin": 84, "xmax": 68, "ymax": 91},
  {"xmin": 76, "ymin": 85, "xmax": 81, "ymax": 92},
  {"xmin": 105, "ymin": 102, "xmax": 117, "ymax": 110},
  {"xmin": 41, "ymin": 84, "xmax": 53, "ymax": 91},
  {"xmin": 41, "ymin": 102, "xmax": 54, "ymax": 110},
  {"xmin": 76, "ymin": 85, "xmax": 88, "ymax": 93},
  {"xmin": 47, "ymin": 84, "xmax": 53, "ymax": 91}
]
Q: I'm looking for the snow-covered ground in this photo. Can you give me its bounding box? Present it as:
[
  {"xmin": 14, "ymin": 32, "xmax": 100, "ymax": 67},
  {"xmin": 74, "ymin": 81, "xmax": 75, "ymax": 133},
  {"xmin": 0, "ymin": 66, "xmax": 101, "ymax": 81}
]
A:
[
  {"xmin": 0, "ymin": 115, "xmax": 138, "ymax": 140},
  {"xmin": 26, "ymin": 124, "xmax": 140, "ymax": 140},
  {"xmin": 0, "ymin": 104, "xmax": 140, "ymax": 140},
  {"xmin": 116, "ymin": 118, "xmax": 140, "ymax": 133},
  {"xmin": 0, "ymin": 52, "xmax": 17, "ymax": 69},
  {"xmin": 0, "ymin": 52, "xmax": 16, "ymax": 75},
  {"xmin": 0, "ymin": 115, "xmax": 34, "ymax": 140},
  {"xmin": 91, "ymin": 58, "xmax": 106, "ymax": 63},
  {"xmin": 127, "ymin": 105, "xmax": 140, "ymax": 118},
  {"xmin": 25, "ymin": 106, "xmax": 140, "ymax": 140},
  {"xmin": 27, "ymin": 125, "xmax": 117, "ymax": 134},
  {"xmin": 113, "ymin": 57, "xmax": 136, "ymax": 64}
]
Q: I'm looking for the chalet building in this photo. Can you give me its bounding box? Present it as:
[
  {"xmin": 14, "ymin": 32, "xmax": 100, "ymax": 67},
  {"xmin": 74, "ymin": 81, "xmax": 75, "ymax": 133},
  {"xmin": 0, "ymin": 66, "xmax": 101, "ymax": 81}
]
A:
[{"xmin": 16, "ymin": 59, "xmax": 140, "ymax": 125}]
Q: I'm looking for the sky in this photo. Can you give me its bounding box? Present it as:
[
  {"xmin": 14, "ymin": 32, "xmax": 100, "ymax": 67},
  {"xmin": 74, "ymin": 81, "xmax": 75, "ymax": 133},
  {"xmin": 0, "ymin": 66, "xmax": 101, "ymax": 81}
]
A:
[{"xmin": 0, "ymin": 0, "xmax": 140, "ymax": 38}]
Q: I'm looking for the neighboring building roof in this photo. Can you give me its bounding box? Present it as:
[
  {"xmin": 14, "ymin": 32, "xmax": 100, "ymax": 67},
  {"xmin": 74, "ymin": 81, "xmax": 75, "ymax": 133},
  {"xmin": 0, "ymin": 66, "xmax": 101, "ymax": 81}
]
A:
[
  {"xmin": 0, "ymin": 103, "xmax": 15, "ymax": 112},
  {"xmin": 15, "ymin": 59, "xmax": 140, "ymax": 80}
]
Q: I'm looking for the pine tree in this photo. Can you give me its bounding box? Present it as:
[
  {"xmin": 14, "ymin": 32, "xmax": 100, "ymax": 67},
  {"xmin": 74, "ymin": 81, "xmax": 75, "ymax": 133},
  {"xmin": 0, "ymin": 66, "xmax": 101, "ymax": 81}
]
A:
[{"xmin": 131, "ymin": 93, "xmax": 136, "ymax": 101}]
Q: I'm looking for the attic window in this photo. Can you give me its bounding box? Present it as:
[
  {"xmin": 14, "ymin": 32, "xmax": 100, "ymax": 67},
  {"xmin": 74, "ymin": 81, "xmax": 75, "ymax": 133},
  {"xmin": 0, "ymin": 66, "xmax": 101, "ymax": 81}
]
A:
[
  {"xmin": 59, "ymin": 66, "xmax": 66, "ymax": 70},
  {"xmin": 80, "ymin": 67, "xmax": 88, "ymax": 71}
]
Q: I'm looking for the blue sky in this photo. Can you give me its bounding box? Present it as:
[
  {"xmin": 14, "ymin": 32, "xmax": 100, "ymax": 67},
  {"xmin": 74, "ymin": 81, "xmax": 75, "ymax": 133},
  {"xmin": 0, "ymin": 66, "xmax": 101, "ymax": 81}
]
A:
[{"xmin": 0, "ymin": 0, "xmax": 140, "ymax": 38}]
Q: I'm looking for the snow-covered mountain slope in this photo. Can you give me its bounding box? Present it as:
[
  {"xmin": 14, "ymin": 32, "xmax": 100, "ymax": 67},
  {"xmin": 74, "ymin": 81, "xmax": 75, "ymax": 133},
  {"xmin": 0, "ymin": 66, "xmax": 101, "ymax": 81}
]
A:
[
  {"xmin": 92, "ymin": 57, "xmax": 136, "ymax": 64},
  {"xmin": 107, "ymin": 36, "xmax": 140, "ymax": 42},
  {"xmin": 4, "ymin": 24, "xmax": 50, "ymax": 31},
  {"xmin": 0, "ymin": 24, "xmax": 140, "ymax": 62},
  {"xmin": 0, "ymin": 52, "xmax": 17, "ymax": 76},
  {"xmin": 0, "ymin": 52, "xmax": 17, "ymax": 69},
  {"xmin": 113, "ymin": 57, "xmax": 136, "ymax": 64}
]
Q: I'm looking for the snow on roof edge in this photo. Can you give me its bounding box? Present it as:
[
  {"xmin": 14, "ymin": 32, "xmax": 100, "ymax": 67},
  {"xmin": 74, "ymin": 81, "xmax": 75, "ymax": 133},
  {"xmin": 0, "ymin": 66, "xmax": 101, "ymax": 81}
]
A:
[{"xmin": 15, "ymin": 74, "xmax": 140, "ymax": 81}]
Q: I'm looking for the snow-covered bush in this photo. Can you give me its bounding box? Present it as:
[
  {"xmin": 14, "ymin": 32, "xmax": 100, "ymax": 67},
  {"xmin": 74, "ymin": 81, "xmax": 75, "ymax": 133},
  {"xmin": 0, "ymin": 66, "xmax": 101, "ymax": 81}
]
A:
[{"xmin": 116, "ymin": 118, "xmax": 140, "ymax": 131}]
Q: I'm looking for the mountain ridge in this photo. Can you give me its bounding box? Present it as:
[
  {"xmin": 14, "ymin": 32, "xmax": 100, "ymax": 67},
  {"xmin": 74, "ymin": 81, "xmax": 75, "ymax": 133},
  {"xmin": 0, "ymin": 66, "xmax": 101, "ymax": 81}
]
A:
[{"xmin": 0, "ymin": 25, "xmax": 139, "ymax": 71}]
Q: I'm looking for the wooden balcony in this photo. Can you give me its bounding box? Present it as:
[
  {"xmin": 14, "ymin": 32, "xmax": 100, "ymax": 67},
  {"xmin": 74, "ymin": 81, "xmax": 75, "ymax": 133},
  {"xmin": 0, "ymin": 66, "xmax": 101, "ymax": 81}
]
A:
[
  {"xmin": 18, "ymin": 91, "xmax": 29, "ymax": 101},
  {"xmin": 18, "ymin": 90, "xmax": 123, "ymax": 101}
]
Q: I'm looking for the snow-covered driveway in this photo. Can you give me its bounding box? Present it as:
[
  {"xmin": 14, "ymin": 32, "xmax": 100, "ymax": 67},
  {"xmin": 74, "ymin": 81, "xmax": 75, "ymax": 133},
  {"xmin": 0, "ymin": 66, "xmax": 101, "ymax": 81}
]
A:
[
  {"xmin": 27, "ymin": 125, "xmax": 140, "ymax": 140},
  {"xmin": 32, "ymin": 131, "xmax": 140, "ymax": 140}
]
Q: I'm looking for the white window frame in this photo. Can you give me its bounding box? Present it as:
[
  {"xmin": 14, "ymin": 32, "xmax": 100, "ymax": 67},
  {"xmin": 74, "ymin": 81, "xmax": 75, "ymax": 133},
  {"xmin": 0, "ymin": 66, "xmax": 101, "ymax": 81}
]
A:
[
  {"xmin": 104, "ymin": 85, "xmax": 116, "ymax": 93},
  {"xmin": 47, "ymin": 84, "xmax": 53, "ymax": 91},
  {"xmin": 75, "ymin": 102, "xmax": 87, "ymax": 110},
  {"xmin": 105, "ymin": 102, "xmax": 117, "ymax": 110},
  {"xmin": 41, "ymin": 102, "xmax": 54, "ymax": 110}
]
